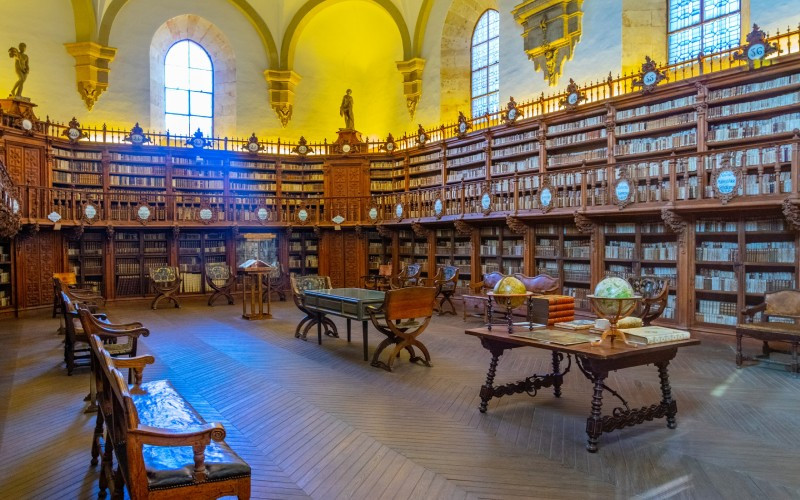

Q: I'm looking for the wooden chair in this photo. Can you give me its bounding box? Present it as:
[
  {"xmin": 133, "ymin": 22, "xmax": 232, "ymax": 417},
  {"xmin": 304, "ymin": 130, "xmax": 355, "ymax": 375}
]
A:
[
  {"xmin": 433, "ymin": 266, "xmax": 460, "ymax": 315},
  {"xmin": 290, "ymin": 273, "xmax": 338, "ymax": 340},
  {"xmin": 363, "ymin": 264, "xmax": 393, "ymax": 290},
  {"xmin": 629, "ymin": 275, "xmax": 670, "ymax": 326},
  {"xmin": 737, "ymin": 289, "xmax": 800, "ymax": 374},
  {"xmin": 262, "ymin": 261, "xmax": 286, "ymax": 302},
  {"xmin": 206, "ymin": 262, "xmax": 236, "ymax": 306},
  {"xmin": 367, "ymin": 286, "xmax": 436, "ymax": 372},
  {"xmin": 462, "ymin": 272, "xmax": 506, "ymax": 322},
  {"xmin": 390, "ymin": 262, "xmax": 422, "ymax": 289},
  {"xmin": 148, "ymin": 266, "xmax": 181, "ymax": 310}
]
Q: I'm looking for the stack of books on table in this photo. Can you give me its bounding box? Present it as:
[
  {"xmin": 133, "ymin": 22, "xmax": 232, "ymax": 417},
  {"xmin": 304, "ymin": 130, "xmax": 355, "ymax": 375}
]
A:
[{"xmin": 530, "ymin": 295, "xmax": 575, "ymax": 325}]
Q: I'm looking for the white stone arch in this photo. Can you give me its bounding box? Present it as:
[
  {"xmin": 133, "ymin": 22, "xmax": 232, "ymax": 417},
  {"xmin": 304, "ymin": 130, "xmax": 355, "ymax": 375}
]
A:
[{"xmin": 149, "ymin": 15, "xmax": 236, "ymax": 137}]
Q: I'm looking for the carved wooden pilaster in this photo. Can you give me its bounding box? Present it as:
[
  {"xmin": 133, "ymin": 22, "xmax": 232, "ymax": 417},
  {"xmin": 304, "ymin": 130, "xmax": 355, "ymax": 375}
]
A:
[
  {"xmin": 573, "ymin": 211, "xmax": 595, "ymax": 246},
  {"xmin": 781, "ymin": 198, "xmax": 800, "ymax": 231},
  {"xmin": 17, "ymin": 222, "xmax": 39, "ymax": 241},
  {"xmin": 105, "ymin": 224, "xmax": 114, "ymax": 240},
  {"xmin": 312, "ymin": 225, "xmax": 322, "ymax": 237},
  {"xmin": 454, "ymin": 219, "xmax": 472, "ymax": 236},
  {"xmin": 661, "ymin": 207, "xmax": 688, "ymax": 253},
  {"xmin": 506, "ymin": 215, "xmax": 528, "ymax": 235},
  {"xmin": 66, "ymin": 224, "xmax": 84, "ymax": 242}
]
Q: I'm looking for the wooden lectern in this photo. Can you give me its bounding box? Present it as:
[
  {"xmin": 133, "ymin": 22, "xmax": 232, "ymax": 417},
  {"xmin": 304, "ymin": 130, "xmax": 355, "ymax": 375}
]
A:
[{"xmin": 239, "ymin": 259, "xmax": 273, "ymax": 320}]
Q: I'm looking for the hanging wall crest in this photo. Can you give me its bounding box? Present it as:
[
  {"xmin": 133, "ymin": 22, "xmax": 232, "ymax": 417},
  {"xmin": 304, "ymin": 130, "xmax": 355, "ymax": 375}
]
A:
[
  {"xmin": 133, "ymin": 200, "xmax": 152, "ymax": 225},
  {"xmin": 632, "ymin": 56, "xmax": 667, "ymax": 94}
]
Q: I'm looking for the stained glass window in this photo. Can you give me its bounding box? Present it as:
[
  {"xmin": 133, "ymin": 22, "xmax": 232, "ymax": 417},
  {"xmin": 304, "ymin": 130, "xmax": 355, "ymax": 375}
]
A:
[
  {"xmin": 471, "ymin": 10, "xmax": 500, "ymax": 118},
  {"xmin": 165, "ymin": 40, "xmax": 213, "ymax": 137},
  {"xmin": 668, "ymin": 0, "xmax": 741, "ymax": 64}
]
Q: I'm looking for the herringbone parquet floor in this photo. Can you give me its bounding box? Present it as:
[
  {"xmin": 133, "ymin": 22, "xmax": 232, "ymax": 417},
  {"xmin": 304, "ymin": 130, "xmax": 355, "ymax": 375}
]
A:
[{"xmin": 1, "ymin": 298, "xmax": 799, "ymax": 499}]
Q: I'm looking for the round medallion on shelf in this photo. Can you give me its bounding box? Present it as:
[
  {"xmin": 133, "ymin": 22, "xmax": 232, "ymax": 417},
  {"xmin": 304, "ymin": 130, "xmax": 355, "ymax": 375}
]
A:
[
  {"xmin": 368, "ymin": 206, "xmax": 379, "ymax": 221},
  {"xmin": 418, "ymin": 133, "xmax": 427, "ymax": 144},
  {"xmin": 458, "ymin": 122, "xmax": 467, "ymax": 134},
  {"xmin": 21, "ymin": 118, "xmax": 33, "ymax": 131},
  {"xmin": 199, "ymin": 208, "xmax": 213, "ymax": 221},
  {"xmin": 342, "ymin": 143, "xmax": 351, "ymax": 153},
  {"xmin": 84, "ymin": 204, "xmax": 97, "ymax": 220},
  {"xmin": 192, "ymin": 137, "xmax": 205, "ymax": 148},
  {"xmin": 130, "ymin": 133, "xmax": 145, "ymax": 145},
  {"xmin": 247, "ymin": 141, "xmax": 260, "ymax": 153},
  {"xmin": 507, "ymin": 108, "xmax": 518, "ymax": 121},
  {"xmin": 47, "ymin": 211, "xmax": 61, "ymax": 223},
  {"xmin": 747, "ymin": 43, "xmax": 766, "ymax": 61},
  {"xmin": 385, "ymin": 142, "xmax": 395, "ymax": 152},
  {"xmin": 298, "ymin": 208, "xmax": 309, "ymax": 222},
  {"xmin": 67, "ymin": 128, "xmax": 81, "ymax": 141},
  {"xmin": 395, "ymin": 203, "xmax": 403, "ymax": 219},
  {"xmin": 481, "ymin": 192, "xmax": 491, "ymax": 212},
  {"xmin": 297, "ymin": 144, "xmax": 308, "ymax": 155},
  {"xmin": 434, "ymin": 198, "xmax": 443, "ymax": 217},
  {"xmin": 615, "ymin": 180, "xmax": 631, "ymax": 203},
  {"xmin": 11, "ymin": 199, "xmax": 19, "ymax": 214},
  {"xmin": 137, "ymin": 205, "xmax": 151, "ymax": 221},
  {"xmin": 540, "ymin": 187, "xmax": 552, "ymax": 207},
  {"xmin": 567, "ymin": 93, "xmax": 579, "ymax": 106},
  {"xmin": 642, "ymin": 71, "xmax": 658, "ymax": 87},
  {"xmin": 257, "ymin": 207, "xmax": 269, "ymax": 221},
  {"xmin": 716, "ymin": 170, "xmax": 737, "ymax": 195}
]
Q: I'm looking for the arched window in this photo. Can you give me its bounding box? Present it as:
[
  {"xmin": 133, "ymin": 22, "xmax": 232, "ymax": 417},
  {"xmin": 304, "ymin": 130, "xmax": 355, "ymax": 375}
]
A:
[
  {"xmin": 164, "ymin": 40, "xmax": 213, "ymax": 137},
  {"xmin": 471, "ymin": 10, "xmax": 500, "ymax": 118},
  {"xmin": 668, "ymin": 0, "xmax": 741, "ymax": 64}
]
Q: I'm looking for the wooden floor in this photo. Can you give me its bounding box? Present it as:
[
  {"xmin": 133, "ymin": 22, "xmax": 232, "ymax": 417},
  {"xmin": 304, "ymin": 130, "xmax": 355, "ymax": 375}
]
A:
[{"xmin": 1, "ymin": 299, "xmax": 799, "ymax": 500}]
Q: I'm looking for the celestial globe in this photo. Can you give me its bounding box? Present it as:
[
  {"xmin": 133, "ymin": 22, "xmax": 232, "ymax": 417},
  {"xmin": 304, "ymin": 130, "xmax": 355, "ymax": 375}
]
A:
[{"xmin": 493, "ymin": 276, "xmax": 527, "ymax": 308}]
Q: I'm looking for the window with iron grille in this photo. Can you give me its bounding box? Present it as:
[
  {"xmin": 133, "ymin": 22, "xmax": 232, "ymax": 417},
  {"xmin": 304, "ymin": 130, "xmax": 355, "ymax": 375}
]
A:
[
  {"xmin": 668, "ymin": 0, "xmax": 741, "ymax": 64},
  {"xmin": 471, "ymin": 10, "xmax": 500, "ymax": 118},
  {"xmin": 164, "ymin": 40, "xmax": 214, "ymax": 137}
]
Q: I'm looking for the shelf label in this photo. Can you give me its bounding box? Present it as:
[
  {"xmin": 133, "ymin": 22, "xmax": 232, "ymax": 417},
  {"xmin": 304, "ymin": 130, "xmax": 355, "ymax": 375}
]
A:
[
  {"xmin": 257, "ymin": 207, "xmax": 269, "ymax": 221},
  {"xmin": 747, "ymin": 43, "xmax": 766, "ymax": 61},
  {"xmin": 395, "ymin": 203, "xmax": 403, "ymax": 219},
  {"xmin": 540, "ymin": 187, "xmax": 552, "ymax": 207},
  {"xmin": 481, "ymin": 192, "xmax": 491, "ymax": 211},
  {"xmin": 137, "ymin": 206, "xmax": 151, "ymax": 221},
  {"xmin": 615, "ymin": 180, "xmax": 631, "ymax": 203},
  {"xmin": 47, "ymin": 211, "xmax": 61, "ymax": 223},
  {"xmin": 434, "ymin": 198, "xmax": 443, "ymax": 217},
  {"xmin": 368, "ymin": 206, "xmax": 378, "ymax": 221},
  {"xmin": 298, "ymin": 208, "xmax": 309, "ymax": 222},
  {"xmin": 199, "ymin": 208, "xmax": 213, "ymax": 221},
  {"xmin": 716, "ymin": 170, "xmax": 737, "ymax": 195}
]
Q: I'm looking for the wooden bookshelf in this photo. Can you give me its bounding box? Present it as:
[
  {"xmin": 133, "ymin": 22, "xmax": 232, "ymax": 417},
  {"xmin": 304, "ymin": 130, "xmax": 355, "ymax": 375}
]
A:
[
  {"xmin": 0, "ymin": 237, "xmax": 12, "ymax": 310},
  {"xmin": 288, "ymin": 229, "xmax": 318, "ymax": 274},
  {"xmin": 66, "ymin": 231, "xmax": 104, "ymax": 294},
  {"xmin": 434, "ymin": 228, "xmax": 471, "ymax": 292},
  {"xmin": 534, "ymin": 223, "xmax": 592, "ymax": 311},
  {"xmin": 113, "ymin": 230, "xmax": 169, "ymax": 298}
]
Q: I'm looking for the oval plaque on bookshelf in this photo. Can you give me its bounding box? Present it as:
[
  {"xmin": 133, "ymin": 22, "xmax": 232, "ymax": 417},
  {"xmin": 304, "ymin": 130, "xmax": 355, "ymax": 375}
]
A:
[
  {"xmin": 83, "ymin": 203, "xmax": 99, "ymax": 224},
  {"xmin": 256, "ymin": 207, "xmax": 270, "ymax": 223},
  {"xmin": 11, "ymin": 199, "xmax": 19, "ymax": 214},
  {"xmin": 747, "ymin": 43, "xmax": 766, "ymax": 61},
  {"xmin": 716, "ymin": 170, "xmax": 737, "ymax": 194},
  {"xmin": 368, "ymin": 206, "xmax": 379, "ymax": 221},
  {"xmin": 480, "ymin": 191, "xmax": 492, "ymax": 215},
  {"xmin": 297, "ymin": 208, "xmax": 309, "ymax": 223},
  {"xmin": 136, "ymin": 205, "xmax": 151, "ymax": 223},
  {"xmin": 199, "ymin": 208, "xmax": 214, "ymax": 223},
  {"xmin": 332, "ymin": 214, "xmax": 345, "ymax": 225},
  {"xmin": 614, "ymin": 178, "xmax": 633, "ymax": 208},
  {"xmin": 434, "ymin": 198, "xmax": 444, "ymax": 218},
  {"xmin": 711, "ymin": 157, "xmax": 741, "ymax": 205},
  {"xmin": 47, "ymin": 211, "xmax": 62, "ymax": 223},
  {"xmin": 125, "ymin": 122, "xmax": 150, "ymax": 146},
  {"xmin": 540, "ymin": 187, "xmax": 552, "ymax": 207},
  {"xmin": 395, "ymin": 202, "xmax": 404, "ymax": 220},
  {"xmin": 21, "ymin": 118, "xmax": 33, "ymax": 131}
]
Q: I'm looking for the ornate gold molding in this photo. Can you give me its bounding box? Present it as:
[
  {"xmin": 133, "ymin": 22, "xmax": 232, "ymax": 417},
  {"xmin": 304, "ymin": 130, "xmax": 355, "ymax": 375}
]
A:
[
  {"xmin": 512, "ymin": 0, "xmax": 583, "ymax": 87},
  {"xmin": 63, "ymin": 42, "xmax": 117, "ymax": 111},
  {"xmin": 264, "ymin": 70, "xmax": 301, "ymax": 127},
  {"xmin": 396, "ymin": 58, "xmax": 425, "ymax": 119}
]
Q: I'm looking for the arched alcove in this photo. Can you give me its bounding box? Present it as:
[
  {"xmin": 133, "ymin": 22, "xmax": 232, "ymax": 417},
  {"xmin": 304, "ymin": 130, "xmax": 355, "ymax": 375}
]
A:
[{"xmin": 149, "ymin": 15, "xmax": 237, "ymax": 138}]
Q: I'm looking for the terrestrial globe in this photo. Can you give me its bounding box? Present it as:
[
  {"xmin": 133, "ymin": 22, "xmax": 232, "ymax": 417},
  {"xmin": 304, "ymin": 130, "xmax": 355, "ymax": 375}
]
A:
[{"xmin": 492, "ymin": 276, "xmax": 527, "ymax": 308}]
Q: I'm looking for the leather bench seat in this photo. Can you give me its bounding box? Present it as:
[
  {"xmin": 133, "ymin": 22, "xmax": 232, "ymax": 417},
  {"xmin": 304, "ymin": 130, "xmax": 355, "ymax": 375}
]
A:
[{"xmin": 128, "ymin": 379, "xmax": 251, "ymax": 490}]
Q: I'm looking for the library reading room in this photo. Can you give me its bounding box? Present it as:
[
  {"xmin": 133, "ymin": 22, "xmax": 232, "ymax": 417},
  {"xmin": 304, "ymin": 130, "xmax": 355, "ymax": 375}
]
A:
[{"xmin": 2, "ymin": 1, "xmax": 800, "ymax": 499}]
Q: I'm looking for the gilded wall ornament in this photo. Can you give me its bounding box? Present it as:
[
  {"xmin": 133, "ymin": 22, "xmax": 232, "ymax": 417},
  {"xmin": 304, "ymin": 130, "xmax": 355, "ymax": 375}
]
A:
[
  {"xmin": 454, "ymin": 219, "xmax": 472, "ymax": 236},
  {"xmin": 512, "ymin": 3, "xmax": 583, "ymax": 87},
  {"xmin": 612, "ymin": 168, "xmax": 634, "ymax": 209},
  {"xmin": 506, "ymin": 215, "xmax": 527, "ymax": 235}
]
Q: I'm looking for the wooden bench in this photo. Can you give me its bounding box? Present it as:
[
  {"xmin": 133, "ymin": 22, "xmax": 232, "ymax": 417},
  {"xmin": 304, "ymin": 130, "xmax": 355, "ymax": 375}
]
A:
[
  {"xmin": 737, "ymin": 290, "xmax": 800, "ymax": 374},
  {"xmin": 88, "ymin": 334, "xmax": 251, "ymax": 499}
]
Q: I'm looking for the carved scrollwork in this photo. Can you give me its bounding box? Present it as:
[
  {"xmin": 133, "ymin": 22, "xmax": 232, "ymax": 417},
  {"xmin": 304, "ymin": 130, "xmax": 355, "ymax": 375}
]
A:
[
  {"xmin": 106, "ymin": 224, "xmax": 114, "ymax": 240},
  {"xmin": 573, "ymin": 211, "xmax": 594, "ymax": 234},
  {"xmin": 376, "ymin": 224, "xmax": 393, "ymax": 239},
  {"xmin": 454, "ymin": 219, "xmax": 472, "ymax": 236},
  {"xmin": 411, "ymin": 222, "xmax": 429, "ymax": 239},
  {"xmin": 506, "ymin": 215, "xmax": 528, "ymax": 235},
  {"xmin": 66, "ymin": 224, "xmax": 84, "ymax": 241},
  {"xmin": 781, "ymin": 198, "xmax": 800, "ymax": 231},
  {"xmin": 661, "ymin": 207, "xmax": 687, "ymax": 252}
]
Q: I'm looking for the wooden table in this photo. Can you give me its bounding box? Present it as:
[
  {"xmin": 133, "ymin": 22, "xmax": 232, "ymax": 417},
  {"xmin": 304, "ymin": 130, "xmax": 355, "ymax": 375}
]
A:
[
  {"xmin": 465, "ymin": 326, "xmax": 700, "ymax": 452},
  {"xmin": 303, "ymin": 288, "xmax": 386, "ymax": 361}
]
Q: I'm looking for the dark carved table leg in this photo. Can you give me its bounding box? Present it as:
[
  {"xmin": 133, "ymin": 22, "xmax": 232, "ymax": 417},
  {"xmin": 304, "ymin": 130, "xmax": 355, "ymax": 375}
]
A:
[
  {"xmin": 586, "ymin": 372, "xmax": 606, "ymax": 453},
  {"xmin": 552, "ymin": 351, "xmax": 562, "ymax": 398},
  {"xmin": 479, "ymin": 343, "xmax": 504, "ymax": 413},
  {"xmin": 736, "ymin": 331, "xmax": 743, "ymax": 368},
  {"xmin": 657, "ymin": 361, "xmax": 677, "ymax": 429},
  {"xmin": 347, "ymin": 319, "xmax": 351, "ymax": 343},
  {"xmin": 362, "ymin": 321, "xmax": 369, "ymax": 361}
]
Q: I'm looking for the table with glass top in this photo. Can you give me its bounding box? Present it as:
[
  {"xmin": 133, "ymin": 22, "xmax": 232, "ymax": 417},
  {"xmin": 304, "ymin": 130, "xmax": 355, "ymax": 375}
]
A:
[{"xmin": 302, "ymin": 288, "xmax": 386, "ymax": 361}]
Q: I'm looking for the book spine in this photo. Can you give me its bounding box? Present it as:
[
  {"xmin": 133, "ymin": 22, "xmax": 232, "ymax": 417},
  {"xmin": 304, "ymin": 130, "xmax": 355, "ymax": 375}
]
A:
[{"xmin": 630, "ymin": 332, "xmax": 690, "ymax": 344}]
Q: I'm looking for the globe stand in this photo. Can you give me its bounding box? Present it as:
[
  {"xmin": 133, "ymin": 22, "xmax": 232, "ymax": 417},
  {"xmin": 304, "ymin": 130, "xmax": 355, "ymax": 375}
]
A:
[
  {"xmin": 486, "ymin": 291, "xmax": 534, "ymax": 334},
  {"xmin": 587, "ymin": 295, "xmax": 642, "ymax": 347}
]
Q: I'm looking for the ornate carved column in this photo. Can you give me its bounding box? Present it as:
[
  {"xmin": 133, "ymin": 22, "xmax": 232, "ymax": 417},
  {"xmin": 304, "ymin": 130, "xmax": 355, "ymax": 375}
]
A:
[
  {"xmin": 396, "ymin": 58, "xmax": 425, "ymax": 119},
  {"xmin": 782, "ymin": 198, "xmax": 800, "ymax": 231},
  {"xmin": 63, "ymin": 42, "xmax": 117, "ymax": 111},
  {"xmin": 264, "ymin": 70, "xmax": 302, "ymax": 127},
  {"xmin": 661, "ymin": 207, "xmax": 687, "ymax": 253},
  {"xmin": 506, "ymin": 215, "xmax": 527, "ymax": 235}
]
